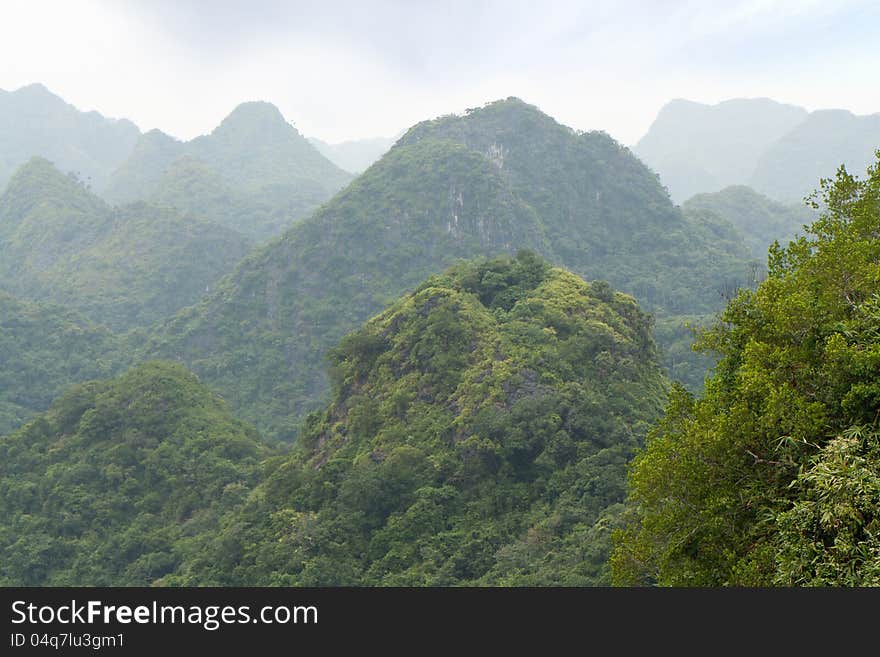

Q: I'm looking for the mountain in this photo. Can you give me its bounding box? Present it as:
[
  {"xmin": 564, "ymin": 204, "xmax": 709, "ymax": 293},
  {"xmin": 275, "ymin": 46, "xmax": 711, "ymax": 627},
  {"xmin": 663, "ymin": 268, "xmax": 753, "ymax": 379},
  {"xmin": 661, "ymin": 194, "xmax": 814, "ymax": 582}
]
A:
[
  {"xmin": 0, "ymin": 83, "xmax": 140, "ymax": 193},
  {"xmin": 309, "ymin": 135, "xmax": 398, "ymax": 173},
  {"xmin": 749, "ymin": 109, "xmax": 880, "ymax": 202},
  {"xmin": 0, "ymin": 291, "xmax": 126, "ymax": 436},
  {"xmin": 104, "ymin": 102, "xmax": 353, "ymax": 241},
  {"xmin": 0, "ymin": 157, "xmax": 252, "ymax": 330},
  {"xmin": 682, "ymin": 185, "xmax": 815, "ymax": 259},
  {"xmin": 100, "ymin": 128, "xmax": 185, "ymax": 202},
  {"xmin": 173, "ymin": 254, "xmax": 668, "ymax": 585},
  {"xmin": 0, "ymin": 361, "xmax": 272, "ymax": 585},
  {"xmin": 395, "ymin": 97, "xmax": 751, "ymax": 297},
  {"xmin": 635, "ymin": 98, "xmax": 880, "ymax": 205},
  {"xmin": 145, "ymin": 98, "xmax": 753, "ymax": 440},
  {"xmin": 634, "ymin": 98, "xmax": 808, "ymax": 202}
]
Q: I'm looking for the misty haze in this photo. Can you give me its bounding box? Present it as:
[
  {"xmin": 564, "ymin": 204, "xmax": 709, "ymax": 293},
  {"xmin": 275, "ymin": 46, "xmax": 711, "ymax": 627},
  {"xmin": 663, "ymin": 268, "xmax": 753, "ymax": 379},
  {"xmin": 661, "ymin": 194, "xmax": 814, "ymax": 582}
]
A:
[{"xmin": 1, "ymin": 1, "xmax": 879, "ymax": 592}]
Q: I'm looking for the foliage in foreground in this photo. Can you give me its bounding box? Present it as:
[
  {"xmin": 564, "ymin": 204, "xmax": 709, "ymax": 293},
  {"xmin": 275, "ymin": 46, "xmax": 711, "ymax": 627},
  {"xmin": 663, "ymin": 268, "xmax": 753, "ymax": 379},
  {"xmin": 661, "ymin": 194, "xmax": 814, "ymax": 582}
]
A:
[{"xmin": 612, "ymin": 153, "xmax": 880, "ymax": 586}]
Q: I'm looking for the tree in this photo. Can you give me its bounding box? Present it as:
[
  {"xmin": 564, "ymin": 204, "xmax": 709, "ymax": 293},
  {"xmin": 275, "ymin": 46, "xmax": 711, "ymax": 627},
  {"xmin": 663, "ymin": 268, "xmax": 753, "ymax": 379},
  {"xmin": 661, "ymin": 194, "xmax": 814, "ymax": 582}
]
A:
[{"xmin": 612, "ymin": 152, "xmax": 880, "ymax": 586}]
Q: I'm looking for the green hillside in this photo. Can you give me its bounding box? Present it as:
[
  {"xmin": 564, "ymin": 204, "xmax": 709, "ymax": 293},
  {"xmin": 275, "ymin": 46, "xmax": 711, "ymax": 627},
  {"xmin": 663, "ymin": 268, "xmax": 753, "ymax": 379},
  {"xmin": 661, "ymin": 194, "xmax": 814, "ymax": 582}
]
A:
[
  {"xmin": 0, "ymin": 361, "xmax": 272, "ymax": 586},
  {"xmin": 146, "ymin": 98, "xmax": 753, "ymax": 440},
  {"xmin": 0, "ymin": 291, "xmax": 125, "ymax": 436},
  {"xmin": 174, "ymin": 254, "xmax": 668, "ymax": 585},
  {"xmin": 101, "ymin": 128, "xmax": 185, "ymax": 202},
  {"xmin": 683, "ymin": 185, "xmax": 815, "ymax": 259},
  {"xmin": 0, "ymin": 157, "xmax": 252, "ymax": 330},
  {"xmin": 104, "ymin": 102, "xmax": 353, "ymax": 241},
  {"xmin": 398, "ymin": 97, "xmax": 752, "ymax": 312}
]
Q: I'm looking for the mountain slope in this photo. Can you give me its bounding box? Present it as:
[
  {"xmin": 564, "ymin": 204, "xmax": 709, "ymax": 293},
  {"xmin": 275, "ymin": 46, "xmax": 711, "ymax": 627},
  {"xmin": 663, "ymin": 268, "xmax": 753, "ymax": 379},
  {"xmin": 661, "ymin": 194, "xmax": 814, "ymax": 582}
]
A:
[
  {"xmin": 0, "ymin": 83, "xmax": 141, "ymax": 194},
  {"xmin": 0, "ymin": 361, "xmax": 272, "ymax": 585},
  {"xmin": 104, "ymin": 102, "xmax": 353, "ymax": 241},
  {"xmin": 0, "ymin": 291, "xmax": 125, "ymax": 436},
  {"xmin": 145, "ymin": 98, "xmax": 753, "ymax": 440},
  {"xmin": 749, "ymin": 109, "xmax": 880, "ymax": 202},
  {"xmin": 147, "ymin": 138, "xmax": 548, "ymax": 438},
  {"xmin": 175, "ymin": 254, "xmax": 668, "ymax": 585},
  {"xmin": 397, "ymin": 97, "xmax": 752, "ymax": 311},
  {"xmin": 0, "ymin": 157, "xmax": 252, "ymax": 330},
  {"xmin": 683, "ymin": 185, "xmax": 815, "ymax": 259},
  {"xmin": 634, "ymin": 98, "xmax": 808, "ymax": 202},
  {"xmin": 101, "ymin": 128, "xmax": 185, "ymax": 202}
]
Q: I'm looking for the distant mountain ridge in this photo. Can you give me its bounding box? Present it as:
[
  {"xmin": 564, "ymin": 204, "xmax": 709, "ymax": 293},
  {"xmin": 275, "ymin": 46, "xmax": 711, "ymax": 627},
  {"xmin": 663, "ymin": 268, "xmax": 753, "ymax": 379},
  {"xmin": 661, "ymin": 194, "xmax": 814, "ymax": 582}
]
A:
[
  {"xmin": 682, "ymin": 185, "xmax": 815, "ymax": 259},
  {"xmin": 309, "ymin": 135, "xmax": 399, "ymax": 173},
  {"xmin": 104, "ymin": 101, "xmax": 353, "ymax": 241},
  {"xmin": 0, "ymin": 83, "xmax": 140, "ymax": 193},
  {"xmin": 750, "ymin": 109, "xmax": 880, "ymax": 201},
  {"xmin": 635, "ymin": 97, "xmax": 880, "ymax": 203},
  {"xmin": 144, "ymin": 97, "xmax": 753, "ymax": 440},
  {"xmin": 0, "ymin": 157, "xmax": 252, "ymax": 330},
  {"xmin": 1, "ymin": 84, "xmax": 354, "ymax": 242}
]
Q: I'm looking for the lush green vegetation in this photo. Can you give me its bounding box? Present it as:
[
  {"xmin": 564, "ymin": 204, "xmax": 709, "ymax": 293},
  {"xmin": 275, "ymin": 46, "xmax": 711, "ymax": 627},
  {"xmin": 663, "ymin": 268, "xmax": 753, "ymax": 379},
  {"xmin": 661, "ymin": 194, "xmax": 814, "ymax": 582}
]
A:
[
  {"xmin": 171, "ymin": 253, "xmax": 667, "ymax": 585},
  {"xmin": 399, "ymin": 98, "xmax": 753, "ymax": 316},
  {"xmin": 6, "ymin": 85, "xmax": 877, "ymax": 589},
  {"xmin": 104, "ymin": 102, "xmax": 352, "ymax": 241},
  {"xmin": 683, "ymin": 185, "xmax": 815, "ymax": 259},
  {"xmin": 612, "ymin": 153, "xmax": 880, "ymax": 586},
  {"xmin": 0, "ymin": 361, "xmax": 273, "ymax": 585},
  {"xmin": 146, "ymin": 98, "xmax": 754, "ymax": 440},
  {"xmin": 0, "ymin": 157, "xmax": 252, "ymax": 330},
  {"xmin": 0, "ymin": 291, "xmax": 127, "ymax": 435}
]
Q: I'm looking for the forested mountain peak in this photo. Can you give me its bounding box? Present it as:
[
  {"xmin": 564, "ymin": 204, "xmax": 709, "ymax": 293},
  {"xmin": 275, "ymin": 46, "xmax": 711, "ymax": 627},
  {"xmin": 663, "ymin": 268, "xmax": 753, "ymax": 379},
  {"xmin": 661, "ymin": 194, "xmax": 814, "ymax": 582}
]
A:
[
  {"xmin": 139, "ymin": 127, "xmax": 182, "ymax": 149},
  {"xmin": 398, "ymin": 95, "xmax": 675, "ymax": 233},
  {"xmin": 0, "ymin": 83, "xmax": 141, "ymax": 193},
  {"xmin": 0, "ymin": 156, "xmax": 107, "ymax": 223},
  {"xmin": 210, "ymin": 100, "xmax": 294, "ymax": 138},
  {"xmin": 8, "ymin": 82, "xmax": 56, "ymax": 100},
  {"xmin": 188, "ymin": 100, "xmax": 348, "ymax": 182},
  {"xmin": 0, "ymin": 360, "xmax": 272, "ymax": 585},
  {"xmin": 145, "ymin": 97, "xmax": 752, "ymax": 439},
  {"xmin": 105, "ymin": 98, "xmax": 353, "ymax": 241},
  {"xmin": 0, "ymin": 157, "xmax": 251, "ymax": 331},
  {"xmin": 6, "ymin": 83, "xmax": 137, "ymax": 135},
  {"xmin": 399, "ymin": 96, "xmax": 579, "ymax": 157},
  {"xmin": 177, "ymin": 254, "xmax": 668, "ymax": 586},
  {"xmin": 102, "ymin": 130, "xmax": 185, "ymax": 204}
]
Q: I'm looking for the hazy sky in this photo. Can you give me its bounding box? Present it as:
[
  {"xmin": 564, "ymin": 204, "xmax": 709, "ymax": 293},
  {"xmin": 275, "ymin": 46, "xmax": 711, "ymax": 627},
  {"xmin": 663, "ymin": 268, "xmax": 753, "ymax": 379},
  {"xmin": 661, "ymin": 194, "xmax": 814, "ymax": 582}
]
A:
[{"xmin": 2, "ymin": 0, "xmax": 878, "ymax": 144}]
